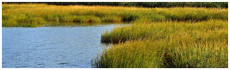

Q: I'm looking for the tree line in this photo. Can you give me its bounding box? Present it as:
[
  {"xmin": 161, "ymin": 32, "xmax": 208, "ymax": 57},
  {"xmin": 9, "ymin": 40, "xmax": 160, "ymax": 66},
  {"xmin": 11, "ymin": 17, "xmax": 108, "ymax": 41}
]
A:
[{"xmin": 3, "ymin": 2, "xmax": 228, "ymax": 8}]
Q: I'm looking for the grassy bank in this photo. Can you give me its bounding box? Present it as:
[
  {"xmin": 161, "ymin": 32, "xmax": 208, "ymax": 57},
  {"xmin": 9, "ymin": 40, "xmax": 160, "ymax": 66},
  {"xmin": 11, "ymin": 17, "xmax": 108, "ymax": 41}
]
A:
[
  {"xmin": 2, "ymin": 4, "xmax": 228, "ymax": 27},
  {"xmin": 95, "ymin": 19, "xmax": 228, "ymax": 68}
]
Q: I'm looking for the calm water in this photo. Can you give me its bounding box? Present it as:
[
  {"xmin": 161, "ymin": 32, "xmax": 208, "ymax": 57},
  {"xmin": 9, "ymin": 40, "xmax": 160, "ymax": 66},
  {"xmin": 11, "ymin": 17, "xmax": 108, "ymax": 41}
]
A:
[{"xmin": 2, "ymin": 24, "xmax": 128, "ymax": 68}]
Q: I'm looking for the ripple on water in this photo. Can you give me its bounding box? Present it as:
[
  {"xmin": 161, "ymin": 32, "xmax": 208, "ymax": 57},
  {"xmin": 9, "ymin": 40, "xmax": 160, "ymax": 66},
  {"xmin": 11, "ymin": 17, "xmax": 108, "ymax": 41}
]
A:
[{"xmin": 2, "ymin": 24, "xmax": 130, "ymax": 68}]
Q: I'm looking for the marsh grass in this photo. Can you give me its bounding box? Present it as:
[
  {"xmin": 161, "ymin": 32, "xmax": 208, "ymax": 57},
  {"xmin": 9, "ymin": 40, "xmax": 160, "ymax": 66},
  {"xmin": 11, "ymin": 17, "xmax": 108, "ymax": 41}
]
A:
[
  {"xmin": 101, "ymin": 19, "xmax": 227, "ymax": 43},
  {"xmin": 2, "ymin": 4, "xmax": 228, "ymax": 27},
  {"xmin": 96, "ymin": 19, "xmax": 228, "ymax": 68},
  {"xmin": 94, "ymin": 39, "xmax": 227, "ymax": 68}
]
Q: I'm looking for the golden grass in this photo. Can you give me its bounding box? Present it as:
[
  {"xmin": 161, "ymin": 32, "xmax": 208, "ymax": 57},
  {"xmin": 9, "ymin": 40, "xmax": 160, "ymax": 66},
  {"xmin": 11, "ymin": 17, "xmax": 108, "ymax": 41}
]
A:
[
  {"xmin": 95, "ymin": 39, "xmax": 227, "ymax": 68},
  {"xmin": 2, "ymin": 4, "xmax": 228, "ymax": 27},
  {"xmin": 96, "ymin": 19, "xmax": 228, "ymax": 68},
  {"xmin": 101, "ymin": 19, "xmax": 227, "ymax": 43}
]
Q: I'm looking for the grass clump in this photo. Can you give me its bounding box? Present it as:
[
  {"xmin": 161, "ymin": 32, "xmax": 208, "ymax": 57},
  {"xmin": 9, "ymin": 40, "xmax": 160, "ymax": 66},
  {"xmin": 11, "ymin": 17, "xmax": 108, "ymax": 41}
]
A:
[
  {"xmin": 155, "ymin": 7, "xmax": 228, "ymax": 21},
  {"xmin": 121, "ymin": 12, "xmax": 139, "ymax": 22},
  {"xmin": 94, "ymin": 39, "xmax": 227, "ymax": 68},
  {"xmin": 2, "ymin": 14, "xmax": 46, "ymax": 27},
  {"xmin": 101, "ymin": 16, "xmax": 122, "ymax": 22},
  {"xmin": 94, "ymin": 40, "xmax": 166, "ymax": 68},
  {"xmin": 73, "ymin": 16, "xmax": 101, "ymax": 23}
]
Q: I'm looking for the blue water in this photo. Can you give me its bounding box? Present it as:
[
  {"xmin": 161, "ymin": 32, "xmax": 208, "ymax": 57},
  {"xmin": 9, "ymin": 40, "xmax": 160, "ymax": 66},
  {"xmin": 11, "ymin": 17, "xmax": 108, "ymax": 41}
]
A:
[{"xmin": 2, "ymin": 24, "xmax": 128, "ymax": 68}]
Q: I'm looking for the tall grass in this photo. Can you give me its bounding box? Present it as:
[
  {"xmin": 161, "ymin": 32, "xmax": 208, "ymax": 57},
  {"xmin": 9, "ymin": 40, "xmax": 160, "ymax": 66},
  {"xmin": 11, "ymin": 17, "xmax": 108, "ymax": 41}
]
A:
[
  {"xmin": 2, "ymin": 4, "xmax": 228, "ymax": 27},
  {"xmin": 96, "ymin": 19, "xmax": 228, "ymax": 68},
  {"xmin": 94, "ymin": 39, "xmax": 227, "ymax": 68},
  {"xmin": 101, "ymin": 19, "xmax": 227, "ymax": 43}
]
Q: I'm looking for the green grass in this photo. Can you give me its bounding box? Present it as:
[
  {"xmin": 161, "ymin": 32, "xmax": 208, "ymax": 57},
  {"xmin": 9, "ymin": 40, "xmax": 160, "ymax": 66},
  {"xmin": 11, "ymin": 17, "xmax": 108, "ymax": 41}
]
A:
[{"xmin": 96, "ymin": 19, "xmax": 228, "ymax": 68}]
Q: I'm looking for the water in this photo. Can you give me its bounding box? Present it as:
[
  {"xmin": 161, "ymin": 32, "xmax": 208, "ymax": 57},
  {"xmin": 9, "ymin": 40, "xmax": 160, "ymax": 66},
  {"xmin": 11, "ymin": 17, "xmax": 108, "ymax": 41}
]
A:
[{"xmin": 2, "ymin": 24, "xmax": 128, "ymax": 68}]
